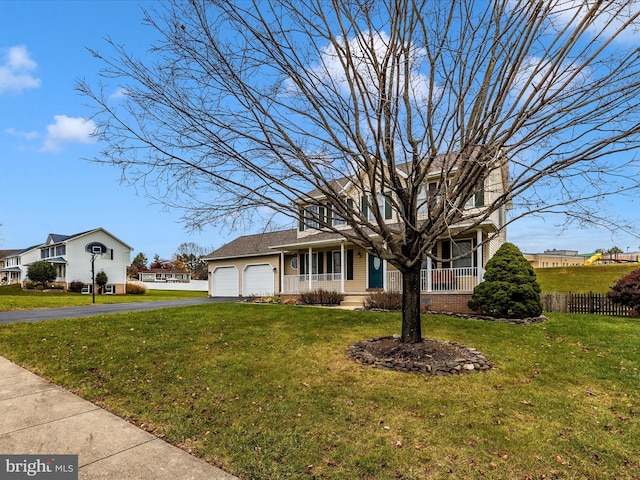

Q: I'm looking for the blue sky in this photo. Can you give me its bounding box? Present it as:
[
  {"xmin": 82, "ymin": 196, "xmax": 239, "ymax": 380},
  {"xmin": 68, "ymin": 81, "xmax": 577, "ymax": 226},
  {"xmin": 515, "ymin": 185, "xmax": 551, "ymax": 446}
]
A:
[{"xmin": 1, "ymin": 0, "xmax": 639, "ymax": 259}]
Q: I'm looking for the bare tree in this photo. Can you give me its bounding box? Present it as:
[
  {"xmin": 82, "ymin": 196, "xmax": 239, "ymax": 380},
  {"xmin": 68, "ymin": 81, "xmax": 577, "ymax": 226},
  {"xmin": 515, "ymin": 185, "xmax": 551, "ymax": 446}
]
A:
[
  {"xmin": 79, "ymin": 0, "xmax": 640, "ymax": 343},
  {"xmin": 175, "ymin": 242, "xmax": 209, "ymax": 279}
]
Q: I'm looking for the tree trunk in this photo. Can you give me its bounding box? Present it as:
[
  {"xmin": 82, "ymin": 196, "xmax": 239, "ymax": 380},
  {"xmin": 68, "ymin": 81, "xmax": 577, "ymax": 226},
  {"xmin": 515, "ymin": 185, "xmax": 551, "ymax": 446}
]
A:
[{"xmin": 401, "ymin": 263, "xmax": 422, "ymax": 343}]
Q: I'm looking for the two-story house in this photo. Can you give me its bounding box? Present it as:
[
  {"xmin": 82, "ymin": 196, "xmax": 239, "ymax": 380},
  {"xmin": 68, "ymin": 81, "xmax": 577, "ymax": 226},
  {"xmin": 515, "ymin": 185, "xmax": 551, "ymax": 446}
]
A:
[
  {"xmin": 0, "ymin": 228, "xmax": 132, "ymax": 293},
  {"xmin": 204, "ymin": 152, "xmax": 509, "ymax": 312}
]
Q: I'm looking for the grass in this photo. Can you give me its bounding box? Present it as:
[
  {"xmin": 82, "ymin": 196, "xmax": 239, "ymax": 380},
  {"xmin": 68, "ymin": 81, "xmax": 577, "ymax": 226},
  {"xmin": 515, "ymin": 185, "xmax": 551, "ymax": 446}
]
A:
[
  {"xmin": 0, "ymin": 303, "xmax": 638, "ymax": 479},
  {"xmin": 535, "ymin": 263, "xmax": 639, "ymax": 294},
  {"xmin": 0, "ymin": 284, "xmax": 206, "ymax": 311}
]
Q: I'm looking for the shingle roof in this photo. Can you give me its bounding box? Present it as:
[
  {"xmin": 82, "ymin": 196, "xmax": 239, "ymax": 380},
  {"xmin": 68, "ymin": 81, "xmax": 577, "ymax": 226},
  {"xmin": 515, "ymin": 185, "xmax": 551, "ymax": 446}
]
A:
[{"xmin": 204, "ymin": 229, "xmax": 299, "ymax": 260}]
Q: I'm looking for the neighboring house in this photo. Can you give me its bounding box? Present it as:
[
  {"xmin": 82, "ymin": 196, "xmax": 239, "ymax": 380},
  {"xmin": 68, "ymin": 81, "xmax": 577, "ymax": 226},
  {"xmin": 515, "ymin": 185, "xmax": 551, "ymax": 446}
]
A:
[
  {"xmin": 0, "ymin": 249, "xmax": 23, "ymax": 284},
  {"xmin": 204, "ymin": 152, "xmax": 510, "ymax": 312},
  {"xmin": 524, "ymin": 249, "xmax": 586, "ymax": 268},
  {"xmin": 0, "ymin": 228, "xmax": 132, "ymax": 293},
  {"xmin": 138, "ymin": 268, "xmax": 192, "ymax": 283}
]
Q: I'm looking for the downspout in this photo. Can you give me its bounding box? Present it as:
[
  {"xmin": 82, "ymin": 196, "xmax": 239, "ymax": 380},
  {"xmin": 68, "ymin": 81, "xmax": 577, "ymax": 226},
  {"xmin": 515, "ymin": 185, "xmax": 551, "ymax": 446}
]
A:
[
  {"xmin": 308, "ymin": 246, "xmax": 313, "ymax": 291},
  {"xmin": 280, "ymin": 251, "xmax": 284, "ymax": 294},
  {"xmin": 477, "ymin": 229, "xmax": 484, "ymax": 282},
  {"xmin": 340, "ymin": 242, "xmax": 345, "ymax": 293}
]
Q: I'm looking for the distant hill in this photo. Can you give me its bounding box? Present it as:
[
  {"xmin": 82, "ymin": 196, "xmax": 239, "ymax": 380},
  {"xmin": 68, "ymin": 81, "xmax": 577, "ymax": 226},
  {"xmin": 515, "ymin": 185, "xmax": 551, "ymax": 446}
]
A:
[{"xmin": 534, "ymin": 264, "xmax": 640, "ymax": 294}]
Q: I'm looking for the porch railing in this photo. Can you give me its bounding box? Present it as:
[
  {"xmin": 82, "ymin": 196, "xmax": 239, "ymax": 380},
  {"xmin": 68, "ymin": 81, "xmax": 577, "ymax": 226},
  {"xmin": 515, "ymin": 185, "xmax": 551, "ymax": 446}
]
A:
[
  {"xmin": 282, "ymin": 267, "xmax": 480, "ymax": 294},
  {"xmin": 282, "ymin": 273, "xmax": 343, "ymax": 293},
  {"xmin": 387, "ymin": 267, "xmax": 480, "ymax": 293}
]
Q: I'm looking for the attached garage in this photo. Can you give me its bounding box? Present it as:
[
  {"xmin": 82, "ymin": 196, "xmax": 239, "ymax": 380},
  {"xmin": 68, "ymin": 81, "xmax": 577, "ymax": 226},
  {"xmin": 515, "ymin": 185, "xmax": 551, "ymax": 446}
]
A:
[
  {"xmin": 211, "ymin": 266, "xmax": 239, "ymax": 296},
  {"xmin": 242, "ymin": 264, "xmax": 275, "ymax": 297}
]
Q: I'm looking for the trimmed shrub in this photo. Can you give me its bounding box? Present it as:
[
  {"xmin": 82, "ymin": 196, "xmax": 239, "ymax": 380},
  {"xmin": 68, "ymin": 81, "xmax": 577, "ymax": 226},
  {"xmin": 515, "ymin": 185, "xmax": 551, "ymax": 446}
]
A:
[
  {"xmin": 364, "ymin": 291, "xmax": 403, "ymax": 311},
  {"xmin": 126, "ymin": 282, "xmax": 147, "ymax": 295},
  {"xmin": 68, "ymin": 281, "xmax": 85, "ymax": 293},
  {"xmin": 468, "ymin": 242, "xmax": 543, "ymax": 318},
  {"xmin": 27, "ymin": 261, "xmax": 57, "ymax": 288},
  {"xmin": 300, "ymin": 289, "xmax": 344, "ymax": 305},
  {"xmin": 95, "ymin": 271, "xmax": 108, "ymax": 294},
  {"xmin": 607, "ymin": 268, "xmax": 640, "ymax": 315}
]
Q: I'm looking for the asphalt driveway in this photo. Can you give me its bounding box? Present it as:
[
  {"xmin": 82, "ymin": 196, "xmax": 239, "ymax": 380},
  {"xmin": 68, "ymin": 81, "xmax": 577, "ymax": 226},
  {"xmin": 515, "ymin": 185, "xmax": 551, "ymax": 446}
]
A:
[{"xmin": 0, "ymin": 297, "xmax": 240, "ymax": 324}]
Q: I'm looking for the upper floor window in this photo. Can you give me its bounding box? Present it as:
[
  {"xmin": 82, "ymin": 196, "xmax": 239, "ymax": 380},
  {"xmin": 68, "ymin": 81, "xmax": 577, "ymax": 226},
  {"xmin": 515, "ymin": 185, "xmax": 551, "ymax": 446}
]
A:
[
  {"xmin": 362, "ymin": 193, "xmax": 392, "ymax": 221},
  {"xmin": 300, "ymin": 205, "xmax": 324, "ymax": 231},
  {"xmin": 464, "ymin": 177, "xmax": 485, "ymax": 208},
  {"xmin": 417, "ymin": 181, "xmax": 438, "ymax": 216}
]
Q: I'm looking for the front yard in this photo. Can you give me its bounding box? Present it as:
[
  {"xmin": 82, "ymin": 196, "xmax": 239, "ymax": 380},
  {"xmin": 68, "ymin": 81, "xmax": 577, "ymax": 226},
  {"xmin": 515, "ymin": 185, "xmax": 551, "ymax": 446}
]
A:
[
  {"xmin": 0, "ymin": 303, "xmax": 638, "ymax": 479},
  {"xmin": 0, "ymin": 284, "xmax": 206, "ymax": 311}
]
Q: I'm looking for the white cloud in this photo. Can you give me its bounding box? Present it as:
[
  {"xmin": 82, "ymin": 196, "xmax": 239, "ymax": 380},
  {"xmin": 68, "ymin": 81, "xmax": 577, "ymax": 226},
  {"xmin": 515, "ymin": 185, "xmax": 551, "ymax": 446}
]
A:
[
  {"xmin": 547, "ymin": 0, "xmax": 640, "ymax": 44},
  {"xmin": 40, "ymin": 115, "xmax": 97, "ymax": 153},
  {"xmin": 109, "ymin": 86, "xmax": 129, "ymax": 100},
  {"xmin": 0, "ymin": 45, "xmax": 41, "ymax": 94},
  {"xmin": 4, "ymin": 127, "xmax": 39, "ymax": 141},
  {"xmin": 286, "ymin": 30, "xmax": 433, "ymax": 107}
]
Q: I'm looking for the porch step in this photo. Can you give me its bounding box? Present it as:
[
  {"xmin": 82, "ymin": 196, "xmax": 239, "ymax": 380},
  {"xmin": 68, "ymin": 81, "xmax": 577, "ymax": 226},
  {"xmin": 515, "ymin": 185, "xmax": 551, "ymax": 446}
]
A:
[{"xmin": 340, "ymin": 295, "xmax": 367, "ymax": 308}]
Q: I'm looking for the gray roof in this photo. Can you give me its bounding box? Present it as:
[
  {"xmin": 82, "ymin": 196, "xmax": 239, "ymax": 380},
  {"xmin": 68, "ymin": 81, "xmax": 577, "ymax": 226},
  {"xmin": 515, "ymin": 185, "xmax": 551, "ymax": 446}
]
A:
[{"xmin": 204, "ymin": 229, "xmax": 299, "ymax": 260}]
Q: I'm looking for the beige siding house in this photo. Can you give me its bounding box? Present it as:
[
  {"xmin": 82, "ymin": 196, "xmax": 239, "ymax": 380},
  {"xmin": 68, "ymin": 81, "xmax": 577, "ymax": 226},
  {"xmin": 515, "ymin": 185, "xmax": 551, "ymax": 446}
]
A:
[{"xmin": 204, "ymin": 152, "xmax": 509, "ymax": 311}]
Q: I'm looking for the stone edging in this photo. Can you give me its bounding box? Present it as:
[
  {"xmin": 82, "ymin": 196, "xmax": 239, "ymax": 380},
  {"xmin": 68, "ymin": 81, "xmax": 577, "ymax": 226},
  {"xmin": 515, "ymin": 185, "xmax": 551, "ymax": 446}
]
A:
[
  {"xmin": 347, "ymin": 335, "xmax": 494, "ymax": 376},
  {"xmin": 431, "ymin": 313, "xmax": 548, "ymax": 325}
]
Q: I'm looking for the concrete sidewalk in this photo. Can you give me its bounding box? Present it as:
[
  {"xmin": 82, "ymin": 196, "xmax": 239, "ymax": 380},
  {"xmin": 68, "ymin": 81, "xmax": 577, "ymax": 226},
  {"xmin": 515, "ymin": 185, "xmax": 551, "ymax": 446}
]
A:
[{"xmin": 0, "ymin": 356, "xmax": 238, "ymax": 479}]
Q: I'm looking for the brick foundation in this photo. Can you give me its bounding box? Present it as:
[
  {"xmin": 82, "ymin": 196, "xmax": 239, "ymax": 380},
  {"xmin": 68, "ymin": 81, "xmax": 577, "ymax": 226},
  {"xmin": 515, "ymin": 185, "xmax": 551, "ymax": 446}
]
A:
[{"xmin": 421, "ymin": 293, "xmax": 475, "ymax": 314}]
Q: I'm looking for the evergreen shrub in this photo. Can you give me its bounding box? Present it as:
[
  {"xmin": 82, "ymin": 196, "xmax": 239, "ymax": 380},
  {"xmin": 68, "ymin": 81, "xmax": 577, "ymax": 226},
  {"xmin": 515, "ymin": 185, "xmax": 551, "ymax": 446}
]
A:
[{"xmin": 468, "ymin": 242, "xmax": 542, "ymax": 318}]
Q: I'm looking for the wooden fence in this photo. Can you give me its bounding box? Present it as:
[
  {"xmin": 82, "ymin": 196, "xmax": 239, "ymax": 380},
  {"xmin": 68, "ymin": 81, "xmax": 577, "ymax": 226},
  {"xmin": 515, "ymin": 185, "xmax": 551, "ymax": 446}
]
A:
[{"xmin": 541, "ymin": 292, "xmax": 631, "ymax": 316}]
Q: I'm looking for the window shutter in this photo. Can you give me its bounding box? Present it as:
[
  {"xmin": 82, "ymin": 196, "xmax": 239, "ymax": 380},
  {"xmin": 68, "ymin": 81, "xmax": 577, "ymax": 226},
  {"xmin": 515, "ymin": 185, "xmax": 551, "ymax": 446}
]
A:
[
  {"xmin": 318, "ymin": 252, "xmax": 324, "ymax": 274},
  {"xmin": 299, "ymin": 208, "xmax": 305, "ymax": 232},
  {"xmin": 474, "ymin": 177, "xmax": 485, "ymax": 207},
  {"xmin": 384, "ymin": 195, "xmax": 392, "ymax": 220},
  {"xmin": 442, "ymin": 241, "xmax": 451, "ymax": 269},
  {"xmin": 361, "ymin": 196, "xmax": 368, "ymax": 218},
  {"xmin": 347, "ymin": 198, "xmax": 354, "ymax": 210},
  {"xmin": 347, "ymin": 250, "xmax": 354, "ymax": 280},
  {"xmin": 326, "ymin": 203, "xmax": 333, "ymax": 226}
]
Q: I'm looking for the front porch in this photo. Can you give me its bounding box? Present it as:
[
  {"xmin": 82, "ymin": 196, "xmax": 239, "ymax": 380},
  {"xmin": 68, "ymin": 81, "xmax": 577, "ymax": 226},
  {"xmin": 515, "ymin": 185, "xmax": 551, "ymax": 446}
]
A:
[{"xmin": 282, "ymin": 266, "xmax": 482, "ymax": 294}]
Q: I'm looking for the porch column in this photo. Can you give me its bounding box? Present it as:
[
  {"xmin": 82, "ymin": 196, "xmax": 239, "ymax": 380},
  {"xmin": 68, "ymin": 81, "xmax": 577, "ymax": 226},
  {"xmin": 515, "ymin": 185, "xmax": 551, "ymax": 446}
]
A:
[
  {"xmin": 476, "ymin": 229, "xmax": 484, "ymax": 282},
  {"xmin": 340, "ymin": 243, "xmax": 345, "ymax": 293},
  {"xmin": 308, "ymin": 246, "xmax": 313, "ymax": 291},
  {"xmin": 280, "ymin": 251, "xmax": 285, "ymax": 294},
  {"xmin": 427, "ymin": 256, "xmax": 433, "ymax": 292}
]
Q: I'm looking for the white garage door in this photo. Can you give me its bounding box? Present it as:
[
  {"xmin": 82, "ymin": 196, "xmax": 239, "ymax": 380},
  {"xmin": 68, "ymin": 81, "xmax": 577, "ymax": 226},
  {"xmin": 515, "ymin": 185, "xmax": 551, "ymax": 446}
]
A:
[
  {"xmin": 243, "ymin": 264, "xmax": 274, "ymax": 297},
  {"xmin": 212, "ymin": 266, "xmax": 239, "ymax": 296}
]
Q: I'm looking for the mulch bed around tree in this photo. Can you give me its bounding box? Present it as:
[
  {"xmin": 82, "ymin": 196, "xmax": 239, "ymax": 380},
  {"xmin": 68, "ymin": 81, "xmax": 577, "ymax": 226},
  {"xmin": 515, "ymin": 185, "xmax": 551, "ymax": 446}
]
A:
[{"xmin": 348, "ymin": 335, "xmax": 493, "ymax": 376}]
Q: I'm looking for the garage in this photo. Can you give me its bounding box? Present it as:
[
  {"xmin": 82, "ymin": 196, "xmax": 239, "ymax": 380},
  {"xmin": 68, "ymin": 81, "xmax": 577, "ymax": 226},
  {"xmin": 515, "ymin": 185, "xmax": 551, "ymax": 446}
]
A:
[
  {"xmin": 242, "ymin": 264, "xmax": 275, "ymax": 297},
  {"xmin": 211, "ymin": 266, "xmax": 239, "ymax": 296}
]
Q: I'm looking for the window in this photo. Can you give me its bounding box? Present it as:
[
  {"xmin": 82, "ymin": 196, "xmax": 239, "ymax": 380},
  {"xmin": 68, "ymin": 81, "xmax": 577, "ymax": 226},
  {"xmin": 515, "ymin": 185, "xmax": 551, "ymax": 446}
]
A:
[
  {"xmin": 300, "ymin": 205, "xmax": 327, "ymax": 231},
  {"xmin": 300, "ymin": 252, "xmax": 324, "ymax": 275},
  {"xmin": 362, "ymin": 193, "xmax": 392, "ymax": 221},
  {"xmin": 55, "ymin": 245, "xmax": 66, "ymax": 256},
  {"xmin": 465, "ymin": 177, "xmax": 485, "ymax": 208},
  {"xmin": 326, "ymin": 251, "xmax": 342, "ymax": 275},
  {"xmin": 451, "ymin": 240, "xmax": 473, "ymax": 268},
  {"xmin": 441, "ymin": 239, "xmax": 476, "ymax": 268},
  {"xmin": 418, "ymin": 182, "xmax": 438, "ymax": 215},
  {"xmin": 328, "ymin": 203, "xmax": 347, "ymax": 227}
]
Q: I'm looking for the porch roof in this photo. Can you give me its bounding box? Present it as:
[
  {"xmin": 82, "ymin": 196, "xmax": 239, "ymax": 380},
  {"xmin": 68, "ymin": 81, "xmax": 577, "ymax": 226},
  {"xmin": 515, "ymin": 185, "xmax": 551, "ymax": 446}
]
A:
[
  {"xmin": 1, "ymin": 266, "xmax": 21, "ymax": 272},
  {"xmin": 46, "ymin": 257, "xmax": 67, "ymax": 264}
]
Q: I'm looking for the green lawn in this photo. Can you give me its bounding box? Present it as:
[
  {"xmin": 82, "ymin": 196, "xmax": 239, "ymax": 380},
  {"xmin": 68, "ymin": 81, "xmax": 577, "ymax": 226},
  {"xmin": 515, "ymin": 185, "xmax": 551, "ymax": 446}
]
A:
[
  {"xmin": 0, "ymin": 304, "xmax": 637, "ymax": 479},
  {"xmin": 535, "ymin": 263, "xmax": 639, "ymax": 294},
  {"xmin": 0, "ymin": 284, "xmax": 206, "ymax": 311}
]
